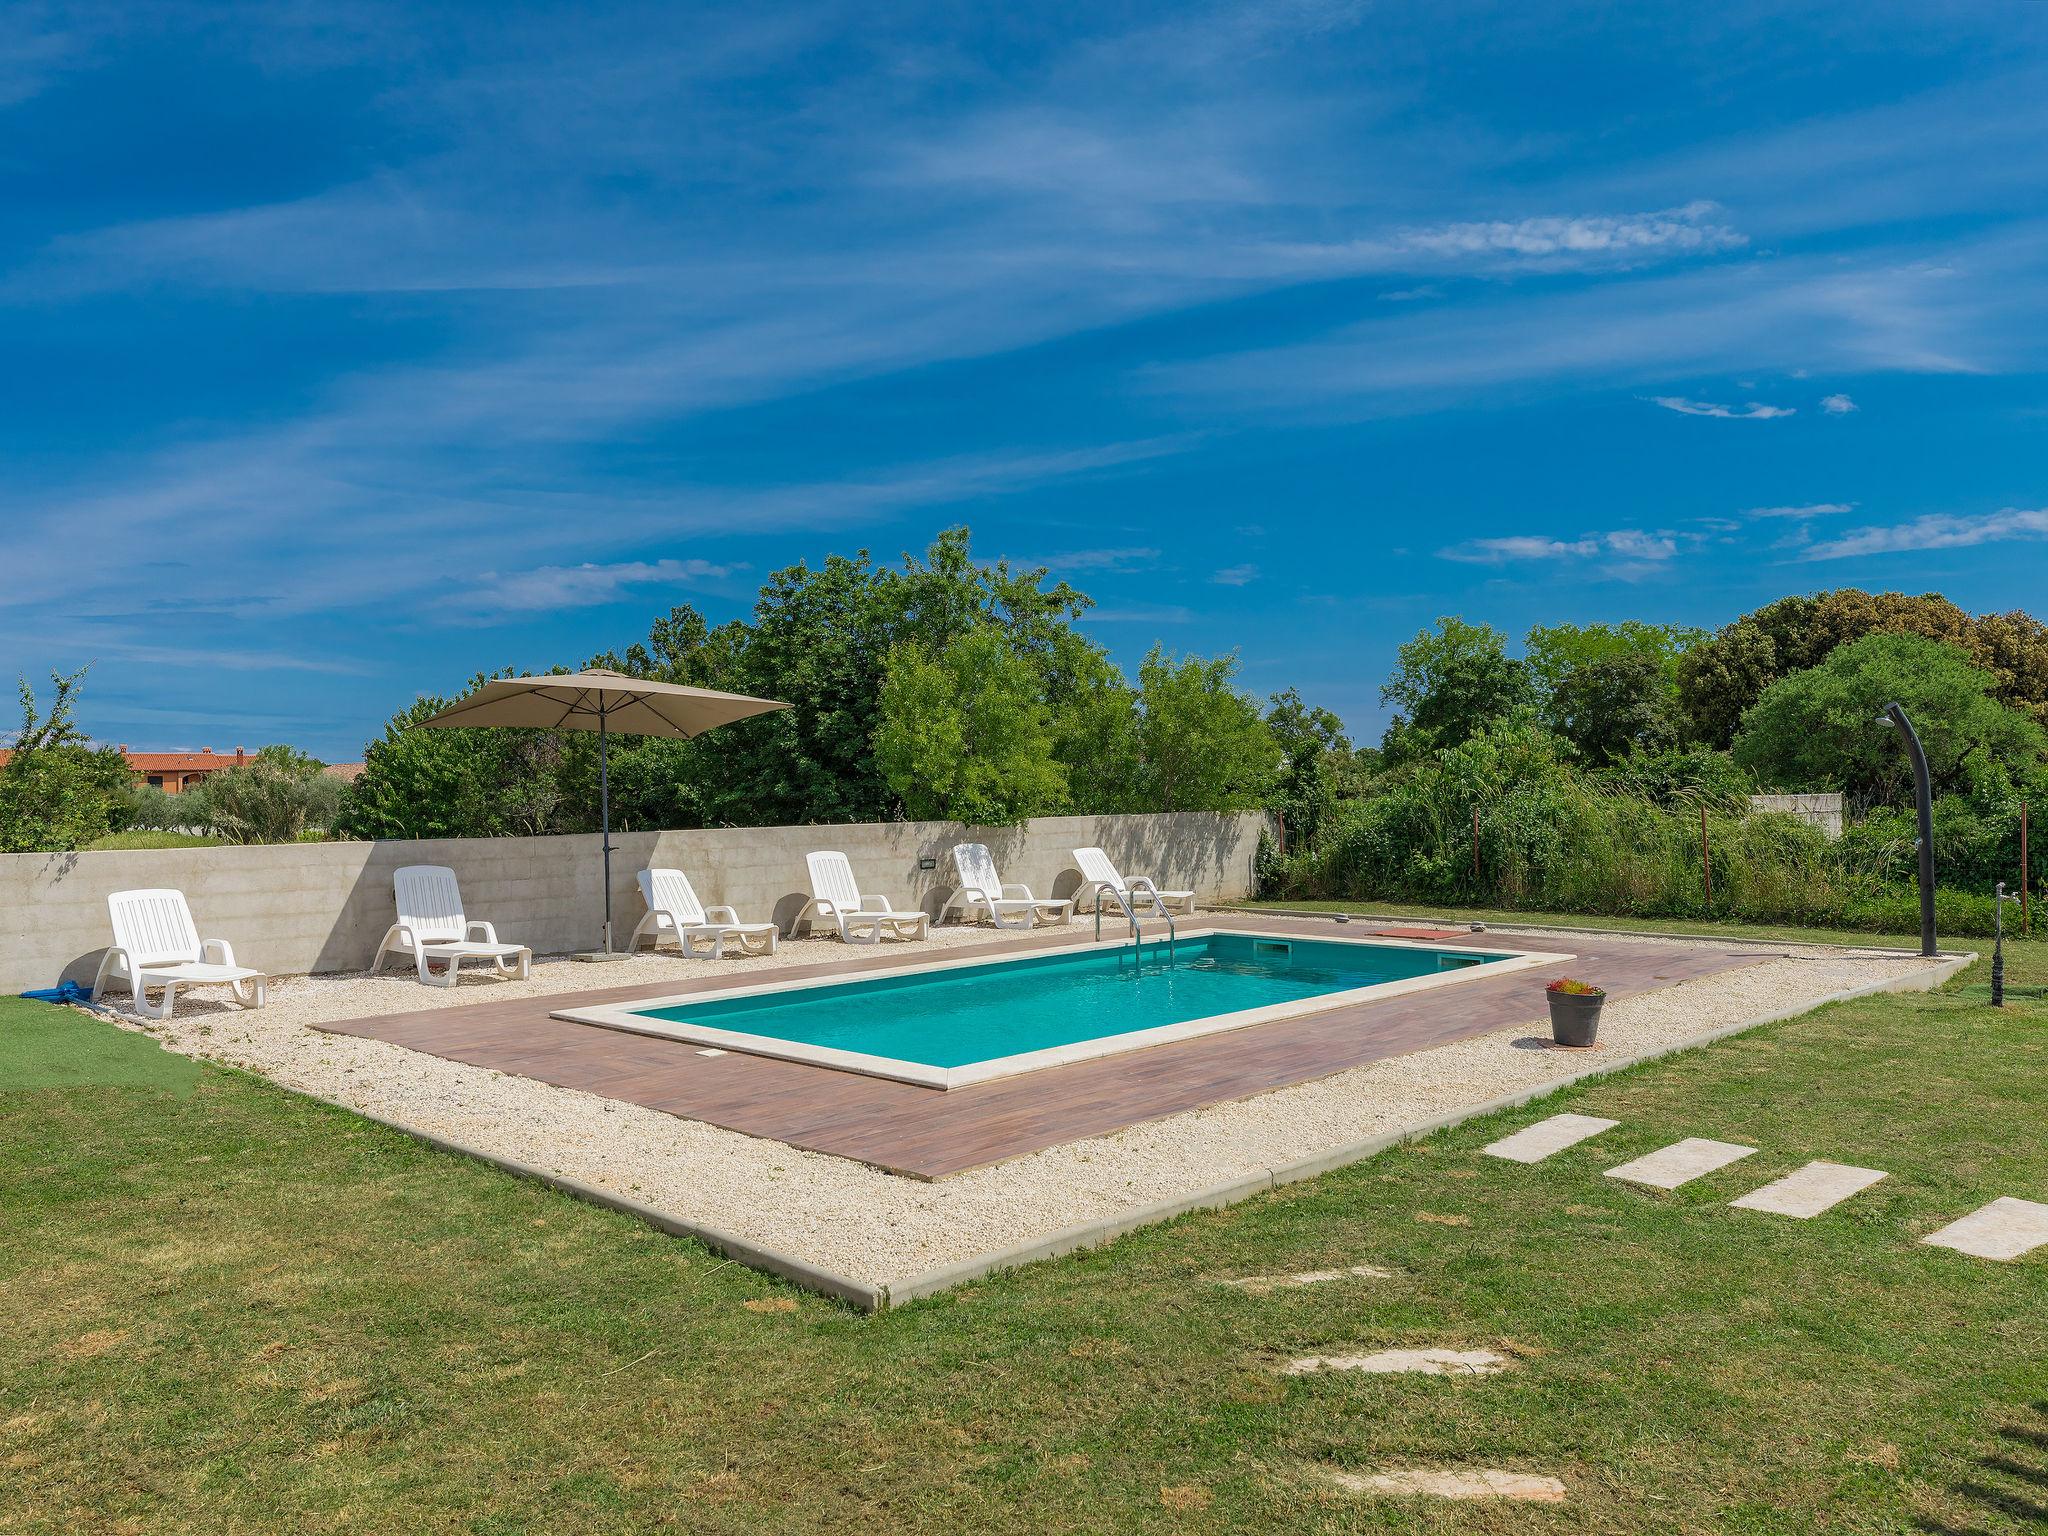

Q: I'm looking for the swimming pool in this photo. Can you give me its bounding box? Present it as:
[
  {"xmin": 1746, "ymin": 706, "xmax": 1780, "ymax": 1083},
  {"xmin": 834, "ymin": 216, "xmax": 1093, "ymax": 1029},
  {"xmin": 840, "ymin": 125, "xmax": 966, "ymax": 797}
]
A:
[{"xmin": 554, "ymin": 928, "xmax": 1561, "ymax": 1088}]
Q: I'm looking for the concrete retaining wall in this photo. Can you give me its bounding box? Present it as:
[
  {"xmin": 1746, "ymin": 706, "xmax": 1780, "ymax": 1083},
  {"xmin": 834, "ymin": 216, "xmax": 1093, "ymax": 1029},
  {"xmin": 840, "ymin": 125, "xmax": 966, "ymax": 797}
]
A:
[
  {"xmin": 0, "ymin": 811, "xmax": 1268, "ymax": 993},
  {"xmin": 1748, "ymin": 792, "xmax": 1844, "ymax": 839}
]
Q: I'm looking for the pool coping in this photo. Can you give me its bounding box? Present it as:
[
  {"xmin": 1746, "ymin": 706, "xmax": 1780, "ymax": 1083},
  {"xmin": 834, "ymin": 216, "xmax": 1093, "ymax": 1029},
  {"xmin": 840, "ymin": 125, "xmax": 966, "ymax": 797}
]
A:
[{"xmin": 549, "ymin": 926, "xmax": 1564, "ymax": 1088}]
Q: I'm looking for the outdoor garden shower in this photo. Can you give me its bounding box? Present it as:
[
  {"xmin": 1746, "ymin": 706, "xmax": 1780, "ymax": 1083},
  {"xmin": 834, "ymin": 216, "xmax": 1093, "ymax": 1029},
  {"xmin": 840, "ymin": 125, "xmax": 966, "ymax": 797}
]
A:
[{"xmin": 1877, "ymin": 701, "xmax": 1938, "ymax": 958}]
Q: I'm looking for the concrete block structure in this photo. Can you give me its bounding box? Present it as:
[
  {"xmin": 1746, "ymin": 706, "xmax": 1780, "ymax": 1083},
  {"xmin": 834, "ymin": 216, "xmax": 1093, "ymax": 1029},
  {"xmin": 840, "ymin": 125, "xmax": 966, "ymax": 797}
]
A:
[{"xmin": 1747, "ymin": 792, "xmax": 1845, "ymax": 839}]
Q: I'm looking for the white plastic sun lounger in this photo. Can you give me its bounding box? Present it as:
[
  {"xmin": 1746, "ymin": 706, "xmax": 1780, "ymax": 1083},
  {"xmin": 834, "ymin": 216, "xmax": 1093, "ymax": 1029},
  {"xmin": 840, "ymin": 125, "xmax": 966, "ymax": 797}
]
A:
[
  {"xmin": 942, "ymin": 843, "xmax": 1072, "ymax": 930},
  {"xmin": 1071, "ymin": 846, "xmax": 1197, "ymax": 917},
  {"xmin": 629, "ymin": 867, "xmax": 779, "ymax": 959},
  {"xmin": 91, "ymin": 888, "xmax": 269, "ymax": 1020},
  {"xmin": 801, "ymin": 851, "xmax": 930, "ymax": 945},
  {"xmin": 372, "ymin": 864, "xmax": 533, "ymax": 987}
]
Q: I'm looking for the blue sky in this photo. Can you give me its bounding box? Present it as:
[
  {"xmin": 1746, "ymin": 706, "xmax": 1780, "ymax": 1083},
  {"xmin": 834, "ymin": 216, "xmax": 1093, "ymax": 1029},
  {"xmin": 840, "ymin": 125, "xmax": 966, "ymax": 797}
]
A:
[{"xmin": 4, "ymin": 1, "xmax": 2046, "ymax": 761}]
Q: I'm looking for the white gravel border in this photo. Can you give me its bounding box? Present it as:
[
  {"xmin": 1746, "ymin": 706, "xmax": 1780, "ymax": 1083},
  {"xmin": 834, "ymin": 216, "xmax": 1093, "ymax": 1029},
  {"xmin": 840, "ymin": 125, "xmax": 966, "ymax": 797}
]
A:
[{"xmin": 91, "ymin": 920, "xmax": 1964, "ymax": 1305}]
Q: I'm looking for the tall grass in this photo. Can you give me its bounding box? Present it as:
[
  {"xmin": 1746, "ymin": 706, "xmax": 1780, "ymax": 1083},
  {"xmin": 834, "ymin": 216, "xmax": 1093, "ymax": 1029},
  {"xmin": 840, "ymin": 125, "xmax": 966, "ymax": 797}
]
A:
[{"xmin": 1267, "ymin": 761, "xmax": 2001, "ymax": 935}]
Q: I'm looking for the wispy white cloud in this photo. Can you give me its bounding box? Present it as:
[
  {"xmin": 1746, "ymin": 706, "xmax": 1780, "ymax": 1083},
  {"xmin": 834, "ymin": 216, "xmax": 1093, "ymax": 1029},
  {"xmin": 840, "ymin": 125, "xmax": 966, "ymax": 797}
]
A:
[
  {"xmin": 1086, "ymin": 604, "xmax": 1195, "ymax": 624},
  {"xmin": 1443, "ymin": 535, "xmax": 1599, "ymax": 563},
  {"xmin": 1210, "ymin": 563, "xmax": 1259, "ymax": 585},
  {"xmin": 1441, "ymin": 528, "xmax": 1679, "ymax": 581},
  {"xmin": 2, "ymin": 436, "xmax": 1194, "ymax": 622},
  {"xmin": 450, "ymin": 558, "xmax": 742, "ymax": 618},
  {"xmin": 1153, "ymin": 239, "xmax": 2025, "ymax": 419},
  {"xmin": 1260, "ymin": 202, "xmax": 1745, "ymax": 276},
  {"xmin": 1820, "ymin": 392, "xmax": 1858, "ymax": 413},
  {"xmin": 1799, "ymin": 507, "xmax": 2048, "ymax": 560},
  {"xmin": 1397, "ymin": 201, "xmax": 1744, "ymax": 261},
  {"xmin": 1649, "ymin": 395, "xmax": 1796, "ymax": 419},
  {"xmin": 1744, "ymin": 501, "xmax": 1855, "ymax": 518},
  {"xmin": 1015, "ymin": 546, "xmax": 1162, "ymax": 574},
  {"xmin": 1604, "ymin": 530, "xmax": 1677, "ymax": 560},
  {"xmin": 0, "ymin": 620, "xmax": 368, "ymax": 677}
]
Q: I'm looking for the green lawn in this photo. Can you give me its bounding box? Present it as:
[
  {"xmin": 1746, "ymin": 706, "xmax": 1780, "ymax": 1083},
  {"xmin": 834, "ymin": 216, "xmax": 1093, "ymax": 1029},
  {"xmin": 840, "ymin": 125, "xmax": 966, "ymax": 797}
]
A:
[
  {"xmin": 3, "ymin": 936, "xmax": 2045, "ymax": 1534},
  {"xmin": 84, "ymin": 829, "xmax": 224, "ymax": 850}
]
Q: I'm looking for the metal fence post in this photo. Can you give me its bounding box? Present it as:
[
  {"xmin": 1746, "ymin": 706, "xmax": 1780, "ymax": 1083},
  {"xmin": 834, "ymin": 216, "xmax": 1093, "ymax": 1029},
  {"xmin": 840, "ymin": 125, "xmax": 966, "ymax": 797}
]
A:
[{"xmin": 1701, "ymin": 805, "xmax": 1713, "ymax": 909}]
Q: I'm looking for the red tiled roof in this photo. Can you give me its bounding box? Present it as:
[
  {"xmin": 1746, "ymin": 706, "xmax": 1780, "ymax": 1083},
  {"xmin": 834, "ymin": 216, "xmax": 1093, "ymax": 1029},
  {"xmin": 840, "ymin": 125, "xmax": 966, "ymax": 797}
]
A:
[
  {"xmin": 0, "ymin": 747, "xmax": 258, "ymax": 772},
  {"xmin": 122, "ymin": 751, "xmax": 245, "ymax": 772}
]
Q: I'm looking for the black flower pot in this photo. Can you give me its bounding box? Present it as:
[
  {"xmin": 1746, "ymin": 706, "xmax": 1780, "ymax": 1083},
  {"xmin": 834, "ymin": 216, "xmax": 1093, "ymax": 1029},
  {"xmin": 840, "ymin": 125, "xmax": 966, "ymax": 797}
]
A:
[{"xmin": 1547, "ymin": 991, "xmax": 1604, "ymax": 1048}]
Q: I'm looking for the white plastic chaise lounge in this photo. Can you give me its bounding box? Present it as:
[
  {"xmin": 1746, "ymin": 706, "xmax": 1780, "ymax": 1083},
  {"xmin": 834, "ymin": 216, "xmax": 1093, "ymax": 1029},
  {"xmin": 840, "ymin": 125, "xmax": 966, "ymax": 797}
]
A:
[
  {"xmin": 801, "ymin": 851, "xmax": 930, "ymax": 945},
  {"xmin": 941, "ymin": 843, "xmax": 1072, "ymax": 930},
  {"xmin": 1071, "ymin": 846, "xmax": 1198, "ymax": 918},
  {"xmin": 629, "ymin": 867, "xmax": 779, "ymax": 959},
  {"xmin": 91, "ymin": 888, "xmax": 270, "ymax": 1020},
  {"xmin": 373, "ymin": 864, "xmax": 533, "ymax": 987}
]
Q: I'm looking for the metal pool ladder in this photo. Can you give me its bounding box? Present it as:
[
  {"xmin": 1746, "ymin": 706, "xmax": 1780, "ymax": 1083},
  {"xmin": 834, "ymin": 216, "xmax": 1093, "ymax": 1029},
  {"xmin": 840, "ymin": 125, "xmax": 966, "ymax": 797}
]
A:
[{"xmin": 1094, "ymin": 886, "xmax": 1177, "ymax": 964}]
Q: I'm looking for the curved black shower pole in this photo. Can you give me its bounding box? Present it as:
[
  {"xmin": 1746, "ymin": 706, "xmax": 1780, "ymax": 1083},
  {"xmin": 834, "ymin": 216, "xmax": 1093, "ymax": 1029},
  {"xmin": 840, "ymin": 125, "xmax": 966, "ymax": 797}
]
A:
[{"xmin": 1878, "ymin": 701, "xmax": 1937, "ymax": 958}]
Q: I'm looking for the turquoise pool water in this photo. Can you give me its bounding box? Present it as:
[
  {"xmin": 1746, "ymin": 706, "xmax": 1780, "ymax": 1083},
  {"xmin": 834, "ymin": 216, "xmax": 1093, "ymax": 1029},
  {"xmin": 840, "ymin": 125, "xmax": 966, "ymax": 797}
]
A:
[{"xmin": 631, "ymin": 933, "xmax": 1502, "ymax": 1069}]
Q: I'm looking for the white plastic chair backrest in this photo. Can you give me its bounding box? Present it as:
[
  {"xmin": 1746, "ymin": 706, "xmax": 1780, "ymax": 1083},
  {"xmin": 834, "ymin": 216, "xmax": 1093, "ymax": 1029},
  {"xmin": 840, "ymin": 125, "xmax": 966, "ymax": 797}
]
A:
[
  {"xmin": 1072, "ymin": 847, "xmax": 1125, "ymax": 891},
  {"xmin": 394, "ymin": 865, "xmax": 467, "ymax": 943},
  {"xmin": 639, "ymin": 867, "xmax": 707, "ymax": 926},
  {"xmin": 108, "ymin": 889, "xmax": 202, "ymax": 966},
  {"xmin": 953, "ymin": 843, "xmax": 1002, "ymax": 897},
  {"xmin": 807, "ymin": 851, "xmax": 862, "ymax": 910}
]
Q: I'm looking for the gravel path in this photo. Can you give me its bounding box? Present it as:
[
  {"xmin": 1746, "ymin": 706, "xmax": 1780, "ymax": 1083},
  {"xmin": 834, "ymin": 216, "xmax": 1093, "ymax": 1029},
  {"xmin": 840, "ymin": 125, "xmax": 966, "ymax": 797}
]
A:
[{"xmin": 99, "ymin": 922, "xmax": 1949, "ymax": 1289}]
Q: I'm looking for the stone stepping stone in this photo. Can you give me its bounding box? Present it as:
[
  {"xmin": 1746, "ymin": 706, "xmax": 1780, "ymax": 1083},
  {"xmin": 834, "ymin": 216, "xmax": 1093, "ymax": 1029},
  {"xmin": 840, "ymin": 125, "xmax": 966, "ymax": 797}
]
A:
[
  {"xmin": 1921, "ymin": 1197, "xmax": 2048, "ymax": 1261},
  {"xmin": 1329, "ymin": 1468, "xmax": 1566, "ymax": 1503},
  {"xmin": 1281, "ymin": 1347, "xmax": 1507, "ymax": 1377},
  {"xmin": 1483, "ymin": 1113, "xmax": 1619, "ymax": 1164},
  {"xmin": 1218, "ymin": 1264, "xmax": 1392, "ymax": 1294},
  {"xmin": 1731, "ymin": 1161, "xmax": 1887, "ymax": 1219},
  {"xmin": 1605, "ymin": 1137, "xmax": 1758, "ymax": 1190}
]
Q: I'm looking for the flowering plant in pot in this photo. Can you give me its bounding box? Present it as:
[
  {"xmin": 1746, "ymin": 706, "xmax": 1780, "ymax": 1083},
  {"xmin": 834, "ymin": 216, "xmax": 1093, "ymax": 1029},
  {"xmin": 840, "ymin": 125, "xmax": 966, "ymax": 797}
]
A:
[{"xmin": 1545, "ymin": 977, "xmax": 1605, "ymax": 1047}]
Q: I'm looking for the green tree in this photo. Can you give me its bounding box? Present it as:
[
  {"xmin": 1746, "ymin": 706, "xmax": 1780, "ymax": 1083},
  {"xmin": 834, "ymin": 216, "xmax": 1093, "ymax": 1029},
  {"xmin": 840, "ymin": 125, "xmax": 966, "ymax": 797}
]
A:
[
  {"xmin": 1132, "ymin": 649, "xmax": 1279, "ymax": 812},
  {"xmin": 1050, "ymin": 646, "xmax": 1146, "ymax": 814},
  {"xmin": 0, "ymin": 669, "xmax": 135, "ymax": 852},
  {"xmin": 1549, "ymin": 654, "xmax": 1680, "ymax": 766},
  {"xmin": 1380, "ymin": 618, "xmax": 1533, "ymax": 760},
  {"xmin": 1266, "ymin": 688, "xmax": 1354, "ymax": 845},
  {"xmin": 1732, "ymin": 634, "xmax": 2047, "ymax": 805},
  {"xmin": 874, "ymin": 628, "xmax": 1069, "ymax": 824},
  {"xmin": 1970, "ymin": 608, "xmax": 2048, "ymax": 728},
  {"xmin": 1674, "ymin": 589, "xmax": 2048, "ymax": 747},
  {"xmin": 337, "ymin": 530, "xmax": 1111, "ymax": 837},
  {"xmin": 1524, "ymin": 620, "xmax": 1702, "ymax": 703},
  {"xmin": 709, "ymin": 528, "xmax": 1093, "ymax": 825},
  {"xmin": 335, "ymin": 693, "xmax": 545, "ymax": 840}
]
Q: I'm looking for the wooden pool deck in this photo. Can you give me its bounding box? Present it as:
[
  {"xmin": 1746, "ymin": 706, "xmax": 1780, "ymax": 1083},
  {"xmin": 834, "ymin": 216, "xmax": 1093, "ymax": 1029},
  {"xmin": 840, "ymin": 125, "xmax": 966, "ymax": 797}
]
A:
[{"xmin": 314, "ymin": 914, "xmax": 1760, "ymax": 1179}]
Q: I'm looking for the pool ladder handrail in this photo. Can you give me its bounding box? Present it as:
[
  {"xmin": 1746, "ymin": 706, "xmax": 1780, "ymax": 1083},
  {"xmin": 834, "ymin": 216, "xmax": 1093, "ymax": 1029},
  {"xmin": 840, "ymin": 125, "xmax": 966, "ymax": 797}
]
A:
[{"xmin": 1093, "ymin": 884, "xmax": 1176, "ymax": 964}]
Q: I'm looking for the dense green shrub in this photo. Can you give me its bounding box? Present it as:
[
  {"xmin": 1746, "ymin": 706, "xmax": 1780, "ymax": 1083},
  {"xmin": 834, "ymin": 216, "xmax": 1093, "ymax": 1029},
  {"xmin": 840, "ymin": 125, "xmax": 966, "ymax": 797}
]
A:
[
  {"xmin": 1265, "ymin": 717, "xmax": 2008, "ymax": 935},
  {"xmin": 190, "ymin": 750, "xmax": 342, "ymax": 845},
  {"xmin": 1733, "ymin": 634, "xmax": 2045, "ymax": 805},
  {"xmin": 121, "ymin": 783, "xmax": 198, "ymax": 832}
]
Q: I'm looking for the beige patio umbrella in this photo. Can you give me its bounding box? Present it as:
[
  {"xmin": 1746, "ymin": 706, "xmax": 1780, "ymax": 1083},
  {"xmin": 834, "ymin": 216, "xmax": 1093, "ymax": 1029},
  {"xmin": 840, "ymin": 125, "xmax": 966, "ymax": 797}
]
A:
[{"xmin": 418, "ymin": 669, "xmax": 789, "ymax": 954}]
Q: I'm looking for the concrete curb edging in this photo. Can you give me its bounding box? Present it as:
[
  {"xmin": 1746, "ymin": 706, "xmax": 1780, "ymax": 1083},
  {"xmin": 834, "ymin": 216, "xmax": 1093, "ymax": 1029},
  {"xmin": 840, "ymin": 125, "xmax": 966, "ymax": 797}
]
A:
[{"xmin": 277, "ymin": 948, "xmax": 1973, "ymax": 1314}]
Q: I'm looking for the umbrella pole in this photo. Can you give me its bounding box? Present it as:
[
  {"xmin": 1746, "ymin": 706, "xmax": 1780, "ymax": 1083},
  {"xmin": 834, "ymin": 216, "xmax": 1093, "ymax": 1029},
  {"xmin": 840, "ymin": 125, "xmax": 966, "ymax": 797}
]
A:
[{"xmin": 599, "ymin": 708, "xmax": 613, "ymax": 953}]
